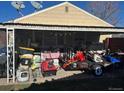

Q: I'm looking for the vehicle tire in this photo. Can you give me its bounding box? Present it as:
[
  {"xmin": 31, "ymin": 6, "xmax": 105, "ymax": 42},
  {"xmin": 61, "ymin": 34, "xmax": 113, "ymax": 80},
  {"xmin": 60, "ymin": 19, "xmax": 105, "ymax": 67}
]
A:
[
  {"xmin": 92, "ymin": 64, "xmax": 103, "ymax": 76},
  {"xmin": 114, "ymin": 63, "xmax": 120, "ymax": 69},
  {"xmin": 42, "ymin": 71, "xmax": 48, "ymax": 77},
  {"xmin": 46, "ymin": 71, "xmax": 56, "ymax": 76},
  {"xmin": 52, "ymin": 70, "xmax": 57, "ymax": 75},
  {"xmin": 78, "ymin": 62, "xmax": 89, "ymax": 69},
  {"xmin": 72, "ymin": 63, "xmax": 77, "ymax": 69},
  {"xmin": 42, "ymin": 72, "xmax": 45, "ymax": 77},
  {"xmin": 64, "ymin": 65, "xmax": 71, "ymax": 71}
]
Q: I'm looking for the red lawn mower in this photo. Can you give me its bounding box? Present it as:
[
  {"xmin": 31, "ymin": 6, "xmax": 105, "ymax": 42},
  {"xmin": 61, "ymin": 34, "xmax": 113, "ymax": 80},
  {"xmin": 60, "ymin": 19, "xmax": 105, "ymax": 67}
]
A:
[
  {"xmin": 59, "ymin": 51, "xmax": 89, "ymax": 70},
  {"xmin": 40, "ymin": 52, "xmax": 60, "ymax": 77},
  {"xmin": 59, "ymin": 50, "xmax": 104, "ymax": 76}
]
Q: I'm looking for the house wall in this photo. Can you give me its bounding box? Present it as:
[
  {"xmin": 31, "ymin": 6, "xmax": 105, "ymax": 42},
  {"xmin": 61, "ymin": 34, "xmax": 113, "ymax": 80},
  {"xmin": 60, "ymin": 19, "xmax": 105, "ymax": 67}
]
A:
[
  {"xmin": 112, "ymin": 34, "xmax": 124, "ymax": 38},
  {"xmin": 15, "ymin": 3, "xmax": 112, "ymax": 27},
  {"xmin": 99, "ymin": 34, "xmax": 112, "ymax": 43},
  {"xmin": 0, "ymin": 31, "xmax": 6, "ymax": 48}
]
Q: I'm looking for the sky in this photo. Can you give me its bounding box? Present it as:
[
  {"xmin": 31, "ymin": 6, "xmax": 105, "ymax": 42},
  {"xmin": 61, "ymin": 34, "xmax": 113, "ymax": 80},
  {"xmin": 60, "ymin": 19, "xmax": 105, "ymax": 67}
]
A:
[{"xmin": 0, "ymin": 1, "xmax": 124, "ymax": 27}]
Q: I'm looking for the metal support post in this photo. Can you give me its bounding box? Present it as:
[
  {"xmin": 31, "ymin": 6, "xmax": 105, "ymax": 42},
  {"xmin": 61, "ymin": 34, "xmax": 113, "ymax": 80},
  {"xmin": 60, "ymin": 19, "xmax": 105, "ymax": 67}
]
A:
[{"xmin": 6, "ymin": 28, "xmax": 15, "ymax": 83}]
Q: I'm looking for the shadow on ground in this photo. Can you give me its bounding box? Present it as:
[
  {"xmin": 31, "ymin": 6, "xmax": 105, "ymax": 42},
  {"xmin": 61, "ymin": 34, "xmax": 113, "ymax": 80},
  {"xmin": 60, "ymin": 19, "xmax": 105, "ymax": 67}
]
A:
[{"xmin": 20, "ymin": 65, "xmax": 124, "ymax": 91}]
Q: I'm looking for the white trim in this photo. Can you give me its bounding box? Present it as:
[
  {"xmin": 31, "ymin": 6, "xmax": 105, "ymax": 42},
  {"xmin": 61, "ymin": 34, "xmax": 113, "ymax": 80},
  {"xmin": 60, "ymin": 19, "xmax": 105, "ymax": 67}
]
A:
[
  {"xmin": 6, "ymin": 28, "xmax": 9, "ymax": 83},
  {"xmin": 12, "ymin": 29, "xmax": 15, "ymax": 83},
  {"xmin": 1, "ymin": 25, "xmax": 123, "ymax": 33},
  {"xmin": 14, "ymin": 1, "xmax": 113, "ymax": 27},
  {"xmin": 6, "ymin": 28, "xmax": 15, "ymax": 83}
]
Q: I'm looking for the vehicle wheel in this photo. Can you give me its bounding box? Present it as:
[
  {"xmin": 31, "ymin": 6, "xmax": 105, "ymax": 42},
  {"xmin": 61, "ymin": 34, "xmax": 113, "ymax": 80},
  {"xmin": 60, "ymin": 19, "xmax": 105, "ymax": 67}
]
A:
[
  {"xmin": 72, "ymin": 63, "xmax": 77, "ymax": 69},
  {"xmin": 42, "ymin": 72, "xmax": 45, "ymax": 77},
  {"xmin": 114, "ymin": 63, "xmax": 121, "ymax": 69},
  {"xmin": 92, "ymin": 64, "xmax": 103, "ymax": 76},
  {"xmin": 42, "ymin": 71, "xmax": 48, "ymax": 77},
  {"xmin": 46, "ymin": 71, "xmax": 56, "ymax": 76},
  {"xmin": 51, "ymin": 70, "xmax": 57, "ymax": 75},
  {"xmin": 78, "ymin": 62, "xmax": 89, "ymax": 69},
  {"xmin": 64, "ymin": 66, "xmax": 71, "ymax": 71}
]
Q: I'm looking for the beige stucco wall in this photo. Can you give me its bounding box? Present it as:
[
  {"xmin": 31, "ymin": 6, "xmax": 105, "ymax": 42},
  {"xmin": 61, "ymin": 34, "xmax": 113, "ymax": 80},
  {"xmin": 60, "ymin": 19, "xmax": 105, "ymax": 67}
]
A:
[
  {"xmin": 99, "ymin": 34, "xmax": 112, "ymax": 43},
  {"xmin": 0, "ymin": 31, "xmax": 6, "ymax": 48},
  {"xmin": 15, "ymin": 2, "xmax": 112, "ymax": 27}
]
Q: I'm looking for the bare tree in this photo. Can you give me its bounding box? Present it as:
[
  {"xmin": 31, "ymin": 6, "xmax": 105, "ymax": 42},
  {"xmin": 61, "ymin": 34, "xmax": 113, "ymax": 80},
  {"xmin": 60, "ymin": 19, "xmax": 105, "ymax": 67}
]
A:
[{"xmin": 86, "ymin": 1, "xmax": 120, "ymax": 26}]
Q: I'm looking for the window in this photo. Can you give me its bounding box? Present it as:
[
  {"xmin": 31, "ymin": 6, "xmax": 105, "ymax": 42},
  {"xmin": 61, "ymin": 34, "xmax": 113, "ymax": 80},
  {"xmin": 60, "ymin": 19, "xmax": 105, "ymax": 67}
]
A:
[{"xmin": 65, "ymin": 6, "xmax": 69, "ymax": 13}]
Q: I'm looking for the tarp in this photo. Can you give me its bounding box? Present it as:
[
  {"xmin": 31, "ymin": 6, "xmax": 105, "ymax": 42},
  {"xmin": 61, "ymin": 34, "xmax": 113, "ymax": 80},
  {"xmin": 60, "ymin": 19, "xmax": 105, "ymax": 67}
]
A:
[{"xmin": 41, "ymin": 52, "xmax": 60, "ymax": 59}]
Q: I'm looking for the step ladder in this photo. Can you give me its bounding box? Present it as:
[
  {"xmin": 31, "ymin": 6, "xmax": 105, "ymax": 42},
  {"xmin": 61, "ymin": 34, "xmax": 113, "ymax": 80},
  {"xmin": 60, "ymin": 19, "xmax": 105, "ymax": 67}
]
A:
[{"xmin": 6, "ymin": 28, "xmax": 15, "ymax": 83}]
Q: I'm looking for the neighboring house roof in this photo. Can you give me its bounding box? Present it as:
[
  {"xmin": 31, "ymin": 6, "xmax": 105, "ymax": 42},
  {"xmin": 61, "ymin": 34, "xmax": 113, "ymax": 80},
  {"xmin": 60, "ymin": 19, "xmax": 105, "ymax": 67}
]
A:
[{"xmin": 13, "ymin": 2, "xmax": 113, "ymax": 27}]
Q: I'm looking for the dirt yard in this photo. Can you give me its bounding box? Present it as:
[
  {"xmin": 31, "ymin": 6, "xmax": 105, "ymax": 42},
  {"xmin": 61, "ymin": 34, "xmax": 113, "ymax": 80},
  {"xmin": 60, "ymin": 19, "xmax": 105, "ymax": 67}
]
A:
[{"xmin": 0, "ymin": 68, "xmax": 124, "ymax": 91}]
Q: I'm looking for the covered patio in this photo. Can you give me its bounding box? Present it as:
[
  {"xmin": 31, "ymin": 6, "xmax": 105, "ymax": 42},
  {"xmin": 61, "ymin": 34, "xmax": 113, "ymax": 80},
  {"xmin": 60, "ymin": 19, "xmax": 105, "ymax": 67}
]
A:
[{"xmin": 0, "ymin": 23, "xmax": 124, "ymax": 84}]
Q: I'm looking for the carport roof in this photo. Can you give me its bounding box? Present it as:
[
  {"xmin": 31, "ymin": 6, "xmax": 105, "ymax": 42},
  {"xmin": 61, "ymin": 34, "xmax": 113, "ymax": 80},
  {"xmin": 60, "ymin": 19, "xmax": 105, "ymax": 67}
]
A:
[
  {"xmin": 0, "ymin": 23, "xmax": 124, "ymax": 33},
  {"xmin": 0, "ymin": 23, "xmax": 124, "ymax": 29}
]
